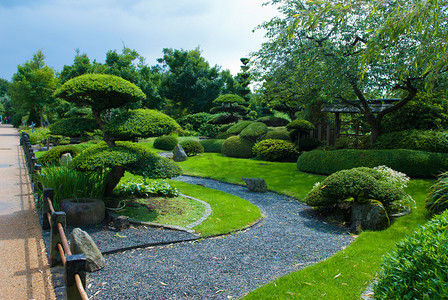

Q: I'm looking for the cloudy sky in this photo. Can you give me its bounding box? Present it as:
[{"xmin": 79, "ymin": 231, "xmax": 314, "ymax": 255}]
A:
[{"xmin": 0, "ymin": 0, "xmax": 279, "ymax": 81}]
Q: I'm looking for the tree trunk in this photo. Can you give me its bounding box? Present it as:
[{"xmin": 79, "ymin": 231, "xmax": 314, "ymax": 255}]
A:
[
  {"xmin": 104, "ymin": 165, "xmax": 125, "ymax": 199},
  {"xmin": 368, "ymin": 118, "xmax": 382, "ymax": 144}
]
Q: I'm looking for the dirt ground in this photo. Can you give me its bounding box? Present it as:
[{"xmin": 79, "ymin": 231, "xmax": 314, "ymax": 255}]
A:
[{"xmin": 0, "ymin": 124, "xmax": 55, "ymax": 300}]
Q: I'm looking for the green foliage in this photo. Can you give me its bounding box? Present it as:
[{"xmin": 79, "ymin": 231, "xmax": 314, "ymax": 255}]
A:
[
  {"xmin": 304, "ymin": 167, "xmax": 408, "ymax": 208},
  {"xmin": 212, "ymin": 94, "xmax": 245, "ymax": 105},
  {"xmin": 38, "ymin": 145, "xmax": 82, "ymax": 167},
  {"xmin": 105, "ymin": 109, "xmax": 179, "ymax": 141},
  {"xmin": 180, "ymin": 139, "xmax": 204, "ymax": 156},
  {"xmin": 298, "ymin": 137, "xmax": 322, "ymax": 151},
  {"xmin": 37, "ymin": 166, "xmax": 106, "ymax": 209},
  {"xmin": 262, "ymin": 129, "xmax": 291, "ymax": 141},
  {"xmin": 54, "ymin": 74, "xmax": 146, "ymax": 112},
  {"xmin": 207, "ymin": 114, "xmax": 240, "ymax": 125},
  {"xmin": 374, "ymin": 130, "xmax": 448, "ymax": 153},
  {"xmin": 200, "ymin": 139, "xmax": 225, "ymax": 153},
  {"xmin": 253, "ymin": 139, "xmax": 298, "ymax": 162},
  {"xmin": 335, "ymin": 135, "xmax": 371, "ymax": 150},
  {"xmin": 153, "ymin": 135, "xmax": 178, "ymax": 151},
  {"xmin": 226, "ymin": 121, "xmax": 253, "ymax": 135},
  {"xmin": 221, "ymin": 136, "xmax": 255, "ymax": 158},
  {"xmin": 374, "ymin": 211, "xmax": 448, "ymax": 299},
  {"xmin": 71, "ymin": 141, "xmax": 182, "ymax": 179},
  {"xmin": 50, "ymin": 117, "xmax": 98, "ymax": 137},
  {"xmin": 286, "ymin": 119, "xmax": 315, "ymax": 132},
  {"xmin": 177, "ymin": 112, "xmax": 213, "ymax": 131},
  {"xmin": 256, "ymin": 116, "xmax": 290, "ymax": 127},
  {"xmin": 197, "ymin": 123, "xmax": 221, "ymax": 138},
  {"xmin": 297, "ymin": 149, "xmax": 448, "ymax": 178},
  {"xmin": 239, "ymin": 122, "xmax": 268, "ymax": 141},
  {"xmin": 114, "ymin": 178, "xmax": 179, "ymax": 198},
  {"xmin": 426, "ymin": 172, "xmax": 448, "ymax": 214},
  {"xmin": 20, "ymin": 127, "xmax": 50, "ymax": 144}
]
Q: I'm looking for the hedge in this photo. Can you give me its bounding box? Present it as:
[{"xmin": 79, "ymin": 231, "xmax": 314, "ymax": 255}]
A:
[
  {"xmin": 200, "ymin": 139, "xmax": 225, "ymax": 153},
  {"xmin": 153, "ymin": 135, "xmax": 178, "ymax": 151},
  {"xmin": 253, "ymin": 139, "xmax": 298, "ymax": 162},
  {"xmin": 297, "ymin": 149, "xmax": 448, "ymax": 178},
  {"xmin": 373, "ymin": 129, "xmax": 448, "ymax": 153},
  {"xmin": 221, "ymin": 136, "xmax": 255, "ymax": 158},
  {"xmin": 180, "ymin": 139, "xmax": 204, "ymax": 156}
]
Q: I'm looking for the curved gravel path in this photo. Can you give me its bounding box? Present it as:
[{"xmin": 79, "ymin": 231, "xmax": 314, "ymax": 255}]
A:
[{"xmin": 85, "ymin": 175, "xmax": 353, "ymax": 299}]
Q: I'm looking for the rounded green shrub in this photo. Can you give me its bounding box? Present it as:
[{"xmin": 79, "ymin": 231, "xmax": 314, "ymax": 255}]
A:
[
  {"xmin": 253, "ymin": 139, "xmax": 298, "ymax": 162},
  {"xmin": 153, "ymin": 135, "xmax": 178, "ymax": 151},
  {"xmin": 286, "ymin": 119, "xmax": 315, "ymax": 132},
  {"xmin": 208, "ymin": 114, "xmax": 240, "ymax": 125},
  {"xmin": 226, "ymin": 121, "xmax": 253, "ymax": 135},
  {"xmin": 426, "ymin": 172, "xmax": 448, "ymax": 214},
  {"xmin": 297, "ymin": 149, "xmax": 448, "ymax": 178},
  {"xmin": 177, "ymin": 112, "xmax": 213, "ymax": 131},
  {"xmin": 221, "ymin": 136, "xmax": 255, "ymax": 158},
  {"xmin": 298, "ymin": 137, "xmax": 322, "ymax": 151},
  {"xmin": 21, "ymin": 127, "xmax": 50, "ymax": 145},
  {"xmin": 180, "ymin": 139, "xmax": 204, "ymax": 156},
  {"xmin": 50, "ymin": 117, "xmax": 99, "ymax": 137},
  {"xmin": 256, "ymin": 116, "xmax": 290, "ymax": 127},
  {"xmin": 373, "ymin": 129, "xmax": 448, "ymax": 153},
  {"xmin": 212, "ymin": 94, "xmax": 246, "ymax": 105},
  {"xmin": 105, "ymin": 109, "xmax": 179, "ymax": 141},
  {"xmin": 39, "ymin": 145, "xmax": 82, "ymax": 167},
  {"xmin": 200, "ymin": 139, "xmax": 225, "ymax": 153},
  {"xmin": 262, "ymin": 129, "xmax": 291, "ymax": 141},
  {"xmin": 239, "ymin": 122, "xmax": 268, "ymax": 141},
  {"xmin": 374, "ymin": 211, "xmax": 448, "ymax": 299}
]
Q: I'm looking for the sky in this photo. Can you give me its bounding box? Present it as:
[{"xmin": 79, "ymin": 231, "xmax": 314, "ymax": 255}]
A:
[{"xmin": 0, "ymin": 0, "xmax": 279, "ymax": 81}]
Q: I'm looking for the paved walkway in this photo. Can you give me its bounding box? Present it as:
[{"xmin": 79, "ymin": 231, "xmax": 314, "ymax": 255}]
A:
[{"xmin": 0, "ymin": 124, "xmax": 55, "ymax": 300}]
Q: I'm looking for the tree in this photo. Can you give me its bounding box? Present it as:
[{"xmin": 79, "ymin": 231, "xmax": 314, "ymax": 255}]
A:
[
  {"xmin": 256, "ymin": 0, "xmax": 448, "ymax": 142},
  {"xmin": 9, "ymin": 50, "xmax": 57, "ymax": 126},
  {"xmin": 157, "ymin": 47, "xmax": 234, "ymax": 116},
  {"xmin": 54, "ymin": 74, "xmax": 181, "ymax": 197}
]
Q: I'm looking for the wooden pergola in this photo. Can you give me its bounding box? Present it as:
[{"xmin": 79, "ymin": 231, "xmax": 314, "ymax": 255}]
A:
[{"xmin": 321, "ymin": 99, "xmax": 400, "ymax": 144}]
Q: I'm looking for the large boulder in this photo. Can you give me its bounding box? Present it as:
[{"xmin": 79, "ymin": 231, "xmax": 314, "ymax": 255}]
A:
[
  {"xmin": 173, "ymin": 144, "xmax": 188, "ymax": 162},
  {"xmin": 242, "ymin": 177, "xmax": 267, "ymax": 193},
  {"xmin": 70, "ymin": 228, "xmax": 105, "ymax": 272},
  {"xmin": 351, "ymin": 200, "xmax": 390, "ymax": 230}
]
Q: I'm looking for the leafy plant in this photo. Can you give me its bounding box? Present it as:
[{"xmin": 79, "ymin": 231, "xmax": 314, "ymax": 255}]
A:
[
  {"xmin": 197, "ymin": 123, "xmax": 221, "ymax": 138},
  {"xmin": 38, "ymin": 145, "xmax": 82, "ymax": 167},
  {"xmin": 50, "ymin": 117, "xmax": 98, "ymax": 137},
  {"xmin": 114, "ymin": 178, "xmax": 179, "ymax": 198},
  {"xmin": 177, "ymin": 112, "xmax": 213, "ymax": 131},
  {"xmin": 426, "ymin": 171, "xmax": 448, "ymax": 214},
  {"xmin": 153, "ymin": 135, "xmax": 178, "ymax": 151},
  {"xmin": 239, "ymin": 122, "xmax": 268, "ymax": 141},
  {"xmin": 20, "ymin": 127, "xmax": 50, "ymax": 145},
  {"xmin": 226, "ymin": 120, "xmax": 253, "ymax": 135},
  {"xmin": 221, "ymin": 136, "xmax": 255, "ymax": 158},
  {"xmin": 373, "ymin": 129, "xmax": 448, "ymax": 153},
  {"xmin": 200, "ymin": 139, "xmax": 225, "ymax": 153},
  {"xmin": 253, "ymin": 139, "xmax": 298, "ymax": 162},
  {"xmin": 180, "ymin": 139, "xmax": 204, "ymax": 156},
  {"xmin": 256, "ymin": 116, "xmax": 290, "ymax": 127},
  {"xmin": 262, "ymin": 129, "xmax": 291, "ymax": 142}
]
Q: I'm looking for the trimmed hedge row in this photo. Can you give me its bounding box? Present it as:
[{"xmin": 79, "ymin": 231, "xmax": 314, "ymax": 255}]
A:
[
  {"xmin": 374, "ymin": 129, "xmax": 448, "ymax": 153},
  {"xmin": 297, "ymin": 149, "xmax": 448, "ymax": 178}
]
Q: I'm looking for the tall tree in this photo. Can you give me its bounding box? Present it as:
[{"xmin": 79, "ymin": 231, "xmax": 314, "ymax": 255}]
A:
[
  {"xmin": 9, "ymin": 50, "xmax": 57, "ymax": 126},
  {"xmin": 255, "ymin": 0, "xmax": 448, "ymax": 142}
]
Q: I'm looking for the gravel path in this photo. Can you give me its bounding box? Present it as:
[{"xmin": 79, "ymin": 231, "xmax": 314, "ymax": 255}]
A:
[{"xmin": 84, "ymin": 175, "xmax": 353, "ymax": 299}]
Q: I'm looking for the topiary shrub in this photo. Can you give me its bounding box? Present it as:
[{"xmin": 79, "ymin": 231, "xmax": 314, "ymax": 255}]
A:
[
  {"xmin": 200, "ymin": 139, "xmax": 225, "ymax": 153},
  {"xmin": 180, "ymin": 139, "xmax": 204, "ymax": 156},
  {"xmin": 153, "ymin": 135, "xmax": 178, "ymax": 151},
  {"xmin": 297, "ymin": 149, "xmax": 448, "ymax": 178},
  {"xmin": 208, "ymin": 114, "xmax": 240, "ymax": 125},
  {"xmin": 38, "ymin": 145, "xmax": 82, "ymax": 167},
  {"xmin": 226, "ymin": 121, "xmax": 253, "ymax": 135},
  {"xmin": 373, "ymin": 129, "xmax": 448, "ymax": 153},
  {"xmin": 50, "ymin": 117, "xmax": 99, "ymax": 137},
  {"xmin": 286, "ymin": 119, "xmax": 315, "ymax": 132},
  {"xmin": 221, "ymin": 136, "xmax": 255, "ymax": 158},
  {"xmin": 197, "ymin": 123, "xmax": 221, "ymax": 138},
  {"xmin": 374, "ymin": 210, "xmax": 448, "ymax": 299},
  {"xmin": 262, "ymin": 129, "xmax": 291, "ymax": 141},
  {"xmin": 426, "ymin": 171, "xmax": 448, "ymax": 214},
  {"xmin": 177, "ymin": 112, "xmax": 213, "ymax": 131},
  {"xmin": 239, "ymin": 122, "xmax": 268, "ymax": 141},
  {"xmin": 298, "ymin": 137, "xmax": 322, "ymax": 151},
  {"xmin": 105, "ymin": 109, "xmax": 180, "ymax": 141},
  {"xmin": 253, "ymin": 139, "xmax": 298, "ymax": 162},
  {"xmin": 256, "ymin": 116, "xmax": 290, "ymax": 127}
]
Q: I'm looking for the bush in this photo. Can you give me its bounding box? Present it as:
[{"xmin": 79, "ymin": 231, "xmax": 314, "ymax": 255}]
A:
[
  {"xmin": 426, "ymin": 171, "xmax": 448, "ymax": 214},
  {"xmin": 38, "ymin": 145, "xmax": 82, "ymax": 167},
  {"xmin": 153, "ymin": 135, "xmax": 178, "ymax": 151},
  {"xmin": 226, "ymin": 121, "xmax": 253, "ymax": 135},
  {"xmin": 256, "ymin": 116, "xmax": 290, "ymax": 127},
  {"xmin": 297, "ymin": 149, "xmax": 448, "ymax": 178},
  {"xmin": 335, "ymin": 135, "xmax": 371, "ymax": 150},
  {"xmin": 105, "ymin": 109, "xmax": 180, "ymax": 141},
  {"xmin": 216, "ymin": 131, "xmax": 233, "ymax": 139},
  {"xmin": 180, "ymin": 139, "xmax": 204, "ymax": 156},
  {"xmin": 298, "ymin": 137, "xmax": 322, "ymax": 151},
  {"xmin": 200, "ymin": 139, "xmax": 225, "ymax": 153},
  {"xmin": 221, "ymin": 136, "xmax": 255, "ymax": 158},
  {"xmin": 374, "ymin": 211, "xmax": 448, "ymax": 299},
  {"xmin": 212, "ymin": 94, "xmax": 246, "ymax": 105},
  {"xmin": 114, "ymin": 178, "xmax": 179, "ymax": 198},
  {"xmin": 239, "ymin": 122, "xmax": 268, "ymax": 141},
  {"xmin": 20, "ymin": 127, "xmax": 50, "ymax": 145},
  {"xmin": 50, "ymin": 117, "xmax": 98, "ymax": 137},
  {"xmin": 197, "ymin": 123, "xmax": 221, "ymax": 138},
  {"xmin": 208, "ymin": 114, "xmax": 240, "ymax": 125},
  {"xmin": 304, "ymin": 167, "xmax": 409, "ymax": 209},
  {"xmin": 262, "ymin": 129, "xmax": 291, "ymax": 141},
  {"xmin": 373, "ymin": 129, "xmax": 448, "ymax": 153},
  {"xmin": 286, "ymin": 119, "xmax": 315, "ymax": 132},
  {"xmin": 177, "ymin": 112, "xmax": 213, "ymax": 131},
  {"xmin": 253, "ymin": 139, "xmax": 298, "ymax": 162}
]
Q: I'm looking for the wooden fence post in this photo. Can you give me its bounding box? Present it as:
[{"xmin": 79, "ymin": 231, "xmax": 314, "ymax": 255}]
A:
[
  {"xmin": 65, "ymin": 254, "xmax": 87, "ymax": 300},
  {"xmin": 42, "ymin": 188, "xmax": 53, "ymax": 230},
  {"xmin": 50, "ymin": 211, "xmax": 66, "ymax": 267}
]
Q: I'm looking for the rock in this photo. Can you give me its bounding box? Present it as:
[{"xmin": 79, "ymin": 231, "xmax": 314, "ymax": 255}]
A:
[
  {"xmin": 173, "ymin": 144, "xmax": 188, "ymax": 162},
  {"xmin": 69, "ymin": 228, "xmax": 105, "ymax": 272},
  {"xmin": 350, "ymin": 220, "xmax": 363, "ymax": 234},
  {"xmin": 113, "ymin": 215, "xmax": 130, "ymax": 231},
  {"xmin": 60, "ymin": 153, "xmax": 72, "ymax": 166},
  {"xmin": 351, "ymin": 200, "xmax": 390, "ymax": 230},
  {"xmin": 60, "ymin": 198, "xmax": 105, "ymax": 226},
  {"xmin": 242, "ymin": 177, "xmax": 267, "ymax": 193}
]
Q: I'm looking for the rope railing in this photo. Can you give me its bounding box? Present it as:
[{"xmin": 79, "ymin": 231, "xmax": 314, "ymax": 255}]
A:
[{"xmin": 21, "ymin": 132, "xmax": 89, "ymax": 300}]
